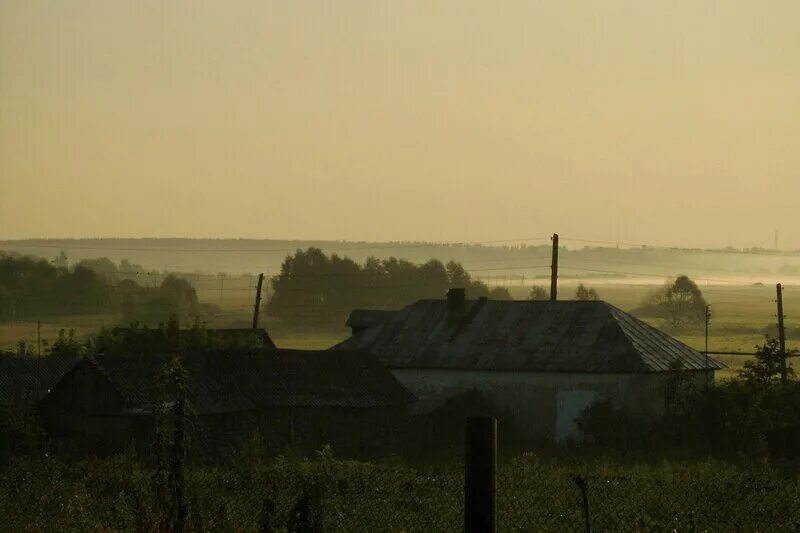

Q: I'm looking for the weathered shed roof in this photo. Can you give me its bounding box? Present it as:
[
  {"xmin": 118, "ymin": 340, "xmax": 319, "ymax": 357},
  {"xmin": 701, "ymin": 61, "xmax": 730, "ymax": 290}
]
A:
[
  {"xmin": 228, "ymin": 349, "xmax": 416, "ymax": 408},
  {"xmin": 65, "ymin": 348, "xmax": 414, "ymax": 415},
  {"xmin": 0, "ymin": 355, "xmax": 81, "ymax": 406},
  {"xmin": 335, "ymin": 300, "xmax": 724, "ymax": 373},
  {"xmin": 85, "ymin": 353, "xmax": 257, "ymax": 415},
  {"xmin": 346, "ymin": 310, "xmax": 396, "ymax": 331}
]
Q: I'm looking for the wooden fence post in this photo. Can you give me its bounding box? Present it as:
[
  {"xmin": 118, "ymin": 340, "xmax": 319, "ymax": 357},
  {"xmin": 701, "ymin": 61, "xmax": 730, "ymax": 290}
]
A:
[
  {"xmin": 573, "ymin": 475, "xmax": 591, "ymax": 533},
  {"xmin": 465, "ymin": 416, "xmax": 497, "ymax": 533}
]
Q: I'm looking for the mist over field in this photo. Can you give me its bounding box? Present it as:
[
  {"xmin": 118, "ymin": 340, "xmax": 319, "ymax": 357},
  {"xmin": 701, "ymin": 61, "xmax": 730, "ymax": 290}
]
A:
[{"xmin": 3, "ymin": 237, "xmax": 800, "ymax": 284}]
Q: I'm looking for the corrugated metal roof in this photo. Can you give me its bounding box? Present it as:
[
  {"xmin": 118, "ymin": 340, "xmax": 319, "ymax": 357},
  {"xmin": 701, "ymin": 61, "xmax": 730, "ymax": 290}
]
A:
[
  {"xmin": 335, "ymin": 300, "xmax": 724, "ymax": 373},
  {"xmin": 71, "ymin": 348, "xmax": 414, "ymax": 415}
]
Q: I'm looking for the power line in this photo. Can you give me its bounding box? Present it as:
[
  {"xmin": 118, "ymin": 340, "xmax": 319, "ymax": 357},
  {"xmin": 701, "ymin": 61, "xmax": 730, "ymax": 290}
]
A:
[
  {"xmin": 559, "ymin": 266, "xmax": 765, "ymax": 286},
  {"xmin": 561, "ymin": 236, "xmax": 800, "ymax": 259},
  {"xmin": 557, "ymin": 256, "xmax": 778, "ymax": 277},
  {"xmin": 0, "ymin": 236, "xmax": 552, "ymax": 254},
  {"xmin": 707, "ymin": 299, "xmax": 775, "ymax": 305}
]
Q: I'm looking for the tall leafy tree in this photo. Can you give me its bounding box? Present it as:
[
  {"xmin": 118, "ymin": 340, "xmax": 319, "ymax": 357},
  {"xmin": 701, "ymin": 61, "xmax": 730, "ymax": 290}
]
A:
[{"xmin": 637, "ymin": 275, "xmax": 708, "ymax": 328}]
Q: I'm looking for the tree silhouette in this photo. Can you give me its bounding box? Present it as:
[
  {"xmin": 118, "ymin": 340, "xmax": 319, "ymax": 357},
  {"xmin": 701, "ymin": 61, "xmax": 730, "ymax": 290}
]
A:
[
  {"xmin": 637, "ymin": 275, "xmax": 707, "ymax": 328},
  {"xmin": 528, "ymin": 286, "xmax": 548, "ymax": 300},
  {"xmin": 575, "ymin": 283, "xmax": 599, "ymax": 301}
]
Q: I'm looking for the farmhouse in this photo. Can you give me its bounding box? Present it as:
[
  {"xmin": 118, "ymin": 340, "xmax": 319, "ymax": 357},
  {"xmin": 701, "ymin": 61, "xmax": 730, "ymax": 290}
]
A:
[
  {"xmin": 334, "ymin": 289, "xmax": 724, "ymax": 441},
  {"xmin": 39, "ymin": 348, "xmax": 414, "ymax": 455}
]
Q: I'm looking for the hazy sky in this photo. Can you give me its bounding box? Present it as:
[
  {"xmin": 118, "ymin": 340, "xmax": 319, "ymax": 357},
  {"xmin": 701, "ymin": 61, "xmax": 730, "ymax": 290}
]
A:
[{"xmin": 1, "ymin": 1, "xmax": 798, "ymax": 248}]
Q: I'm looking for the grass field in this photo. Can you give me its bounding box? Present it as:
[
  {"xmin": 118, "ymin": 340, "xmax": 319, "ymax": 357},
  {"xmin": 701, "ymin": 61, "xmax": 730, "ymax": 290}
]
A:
[{"xmin": 0, "ymin": 314, "xmax": 119, "ymax": 353}]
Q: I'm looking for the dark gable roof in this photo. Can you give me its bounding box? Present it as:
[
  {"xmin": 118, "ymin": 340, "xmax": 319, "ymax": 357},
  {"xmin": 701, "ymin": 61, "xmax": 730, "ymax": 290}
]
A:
[
  {"xmin": 0, "ymin": 355, "xmax": 81, "ymax": 406},
  {"xmin": 76, "ymin": 349, "xmax": 413, "ymax": 415},
  {"xmin": 336, "ymin": 300, "xmax": 724, "ymax": 373},
  {"xmin": 81, "ymin": 353, "xmax": 257, "ymax": 415},
  {"xmin": 346, "ymin": 310, "xmax": 396, "ymax": 331},
  {"xmin": 224, "ymin": 350, "xmax": 416, "ymax": 408}
]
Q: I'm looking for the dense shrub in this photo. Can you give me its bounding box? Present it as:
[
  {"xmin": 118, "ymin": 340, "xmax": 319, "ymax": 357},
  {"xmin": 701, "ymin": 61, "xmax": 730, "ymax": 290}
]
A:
[
  {"xmin": 119, "ymin": 275, "xmax": 200, "ymax": 325},
  {"xmin": 577, "ymin": 336, "xmax": 800, "ymax": 457},
  {"xmin": 90, "ymin": 318, "xmax": 269, "ymax": 357},
  {"xmin": 395, "ymin": 390, "xmax": 527, "ymax": 461}
]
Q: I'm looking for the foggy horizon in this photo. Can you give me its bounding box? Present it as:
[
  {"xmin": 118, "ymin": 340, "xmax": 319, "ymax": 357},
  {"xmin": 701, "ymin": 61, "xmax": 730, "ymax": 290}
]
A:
[
  {"xmin": 2, "ymin": 2, "xmax": 798, "ymax": 249},
  {"xmin": 0, "ymin": 234, "xmax": 797, "ymax": 253}
]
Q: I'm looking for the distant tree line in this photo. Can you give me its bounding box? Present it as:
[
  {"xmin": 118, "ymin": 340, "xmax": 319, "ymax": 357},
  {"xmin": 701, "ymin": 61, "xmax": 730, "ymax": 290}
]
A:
[
  {"xmin": 0, "ymin": 254, "xmax": 112, "ymax": 319},
  {"xmin": 267, "ymin": 248, "xmax": 511, "ymax": 327},
  {"xmin": 0, "ymin": 252, "xmax": 202, "ymax": 325},
  {"xmin": 527, "ymin": 283, "xmax": 599, "ymax": 301}
]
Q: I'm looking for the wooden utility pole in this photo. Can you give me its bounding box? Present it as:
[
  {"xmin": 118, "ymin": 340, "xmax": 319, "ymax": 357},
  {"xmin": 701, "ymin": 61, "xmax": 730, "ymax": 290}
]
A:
[
  {"xmin": 704, "ymin": 305, "xmax": 711, "ymax": 388},
  {"xmin": 37, "ymin": 320, "xmax": 41, "ymax": 384},
  {"xmin": 465, "ymin": 417, "xmax": 496, "ymax": 533},
  {"xmin": 550, "ymin": 233, "xmax": 559, "ymax": 301},
  {"xmin": 252, "ymin": 273, "xmax": 264, "ymax": 329},
  {"xmin": 777, "ymin": 283, "xmax": 788, "ymax": 385}
]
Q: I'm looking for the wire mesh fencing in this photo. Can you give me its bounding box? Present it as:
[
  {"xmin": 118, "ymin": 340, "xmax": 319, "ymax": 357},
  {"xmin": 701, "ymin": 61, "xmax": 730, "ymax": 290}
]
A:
[{"xmin": 2, "ymin": 454, "xmax": 800, "ymax": 532}]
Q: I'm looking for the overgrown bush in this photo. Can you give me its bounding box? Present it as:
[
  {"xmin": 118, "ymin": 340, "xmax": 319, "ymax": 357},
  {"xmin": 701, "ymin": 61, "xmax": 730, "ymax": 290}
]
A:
[
  {"xmin": 577, "ymin": 336, "xmax": 800, "ymax": 457},
  {"xmin": 90, "ymin": 317, "xmax": 269, "ymax": 357},
  {"xmin": 395, "ymin": 390, "xmax": 527, "ymax": 461},
  {"xmin": 0, "ymin": 394, "xmax": 44, "ymax": 461}
]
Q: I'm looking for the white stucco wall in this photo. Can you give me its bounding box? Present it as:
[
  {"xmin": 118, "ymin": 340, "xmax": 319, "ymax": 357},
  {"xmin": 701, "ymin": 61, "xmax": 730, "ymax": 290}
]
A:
[{"xmin": 392, "ymin": 368, "xmax": 712, "ymax": 440}]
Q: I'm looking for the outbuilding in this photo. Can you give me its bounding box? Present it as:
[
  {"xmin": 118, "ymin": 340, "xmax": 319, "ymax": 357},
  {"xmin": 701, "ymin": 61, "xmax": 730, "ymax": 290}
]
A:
[{"xmin": 39, "ymin": 348, "xmax": 414, "ymax": 455}]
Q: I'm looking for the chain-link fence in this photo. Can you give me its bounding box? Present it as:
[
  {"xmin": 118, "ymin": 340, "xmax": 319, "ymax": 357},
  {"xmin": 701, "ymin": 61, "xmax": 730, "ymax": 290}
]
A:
[{"xmin": 2, "ymin": 454, "xmax": 800, "ymax": 532}]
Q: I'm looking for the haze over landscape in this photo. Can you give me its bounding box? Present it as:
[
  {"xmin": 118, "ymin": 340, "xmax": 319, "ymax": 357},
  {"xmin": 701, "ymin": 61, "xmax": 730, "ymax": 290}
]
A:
[
  {"xmin": 2, "ymin": 1, "xmax": 799, "ymax": 248},
  {"xmin": 5, "ymin": 3, "xmax": 800, "ymax": 530}
]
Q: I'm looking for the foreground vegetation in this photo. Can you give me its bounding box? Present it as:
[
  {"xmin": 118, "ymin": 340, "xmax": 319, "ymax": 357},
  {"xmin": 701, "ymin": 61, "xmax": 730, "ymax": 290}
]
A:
[
  {"xmin": 0, "ymin": 294, "xmax": 798, "ymax": 530},
  {"xmin": 2, "ymin": 335, "xmax": 800, "ymax": 531},
  {"xmin": 1, "ymin": 452, "xmax": 798, "ymax": 532}
]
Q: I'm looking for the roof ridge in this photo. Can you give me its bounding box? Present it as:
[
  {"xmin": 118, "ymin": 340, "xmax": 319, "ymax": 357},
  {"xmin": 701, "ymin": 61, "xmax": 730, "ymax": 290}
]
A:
[
  {"xmin": 590, "ymin": 302, "xmax": 652, "ymax": 372},
  {"xmin": 85, "ymin": 355, "xmax": 132, "ymax": 403}
]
